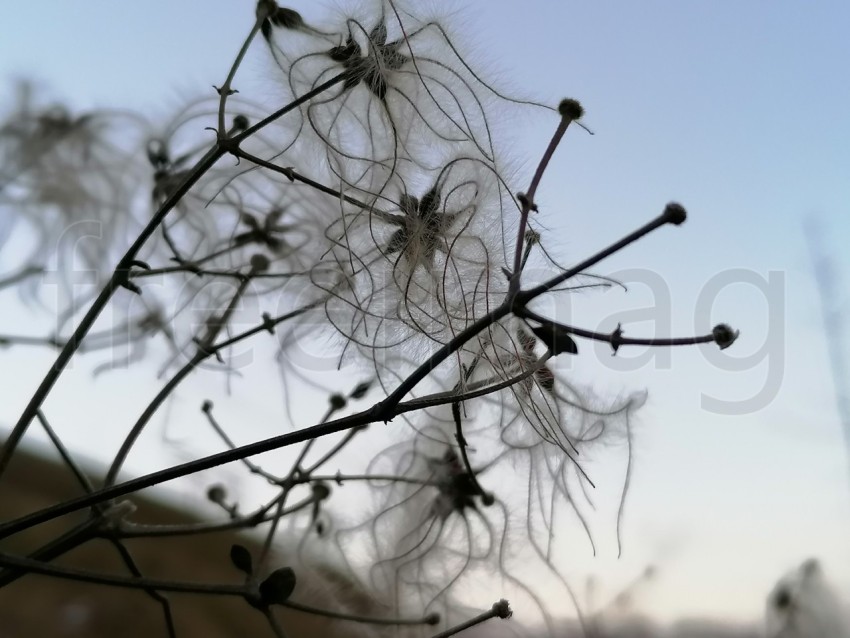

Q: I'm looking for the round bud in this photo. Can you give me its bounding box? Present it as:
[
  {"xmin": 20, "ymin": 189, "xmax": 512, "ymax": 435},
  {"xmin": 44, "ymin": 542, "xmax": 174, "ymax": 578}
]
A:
[
  {"xmin": 249, "ymin": 254, "xmax": 271, "ymax": 272},
  {"xmin": 256, "ymin": 0, "xmax": 278, "ymax": 21},
  {"xmin": 712, "ymin": 323, "xmax": 739, "ymax": 350},
  {"xmin": 663, "ymin": 202, "xmax": 687, "ymax": 225},
  {"xmin": 232, "ymin": 114, "xmax": 249, "ymax": 131},
  {"xmin": 207, "ymin": 484, "xmax": 227, "ymax": 504},
  {"xmin": 424, "ymin": 612, "xmax": 441, "ymax": 625},
  {"xmin": 311, "ymin": 482, "xmax": 331, "ymax": 501},
  {"xmin": 328, "ymin": 393, "xmax": 347, "ymax": 410},
  {"xmin": 558, "ymin": 98, "xmax": 584, "ymax": 120},
  {"xmin": 201, "ymin": 399, "xmax": 213, "ymax": 412},
  {"xmin": 492, "ymin": 599, "xmax": 512, "ymax": 619}
]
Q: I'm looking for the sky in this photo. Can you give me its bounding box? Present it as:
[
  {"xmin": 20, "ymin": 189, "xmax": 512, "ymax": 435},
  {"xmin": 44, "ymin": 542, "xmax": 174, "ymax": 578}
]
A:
[{"xmin": 1, "ymin": 0, "xmax": 850, "ymax": 629}]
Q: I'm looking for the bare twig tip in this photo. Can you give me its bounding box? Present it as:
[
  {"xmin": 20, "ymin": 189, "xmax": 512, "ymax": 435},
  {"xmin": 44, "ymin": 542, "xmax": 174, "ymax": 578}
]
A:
[
  {"xmin": 492, "ymin": 599, "xmax": 512, "ymax": 619},
  {"xmin": 712, "ymin": 323, "xmax": 740, "ymax": 349},
  {"xmin": 663, "ymin": 202, "xmax": 687, "ymax": 225}
]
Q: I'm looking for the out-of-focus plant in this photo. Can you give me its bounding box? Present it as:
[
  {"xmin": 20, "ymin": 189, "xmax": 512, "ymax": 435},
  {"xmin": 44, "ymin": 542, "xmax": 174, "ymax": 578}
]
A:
[{"xmin": 0, "ymin": 1, "xmax": 738, "ymax": 636}]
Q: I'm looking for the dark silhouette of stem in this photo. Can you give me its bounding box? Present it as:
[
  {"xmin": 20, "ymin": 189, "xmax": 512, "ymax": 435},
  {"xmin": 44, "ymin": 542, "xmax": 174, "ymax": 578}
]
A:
[{"xmin": 0, "ymin": 144, "xmax": 225, "ymax": 481}]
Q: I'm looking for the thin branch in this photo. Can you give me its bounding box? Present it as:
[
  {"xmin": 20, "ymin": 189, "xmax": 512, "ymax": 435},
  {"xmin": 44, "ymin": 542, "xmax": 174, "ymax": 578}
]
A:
[
  {"xmin": 0, "ymin": 265, "xmax": 43, "ymax": 291},
  {"xmin": 519, "ymin": 307, "xmax": 737, "ymax": 353},
  {"xmin": 0, "ymin": 143, "xmax": 225, "ymax": 482},
  {"xmin": 430, "ymin": 599, "xmax": 512, "ymax": 638},
  {"xmin": 116, "ymin": 494, "xmax": 318, "ymax": 539},
  {"xmin": 510, "ymin": 101, "xmax": 583, "ymax": 296},
  {"xmin": 0, "ymin": 551, "xmax": 248, "ymax": 596},
  {"xmin": 231, "ymin": 72, "xmax": 350, "ymax": 142},
  {"xmin": 377, "ymin": 206, "xmax": 685, "ymax": 416},
  {"xmin": 282, "ymin": 599, "xmax": 439, "ymax": 627}
]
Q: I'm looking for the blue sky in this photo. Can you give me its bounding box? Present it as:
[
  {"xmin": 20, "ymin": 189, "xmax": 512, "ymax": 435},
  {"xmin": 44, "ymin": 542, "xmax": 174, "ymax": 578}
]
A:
[{"xmin": 2, "ymin": 0, "xmax": 849, "ymax": 627}]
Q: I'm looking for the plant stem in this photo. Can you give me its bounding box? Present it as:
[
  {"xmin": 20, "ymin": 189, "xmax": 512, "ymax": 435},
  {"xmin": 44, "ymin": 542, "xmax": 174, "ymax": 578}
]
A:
[{"xmin": 0, "ymin": 144, "xmax": 225, "ymax": 481}]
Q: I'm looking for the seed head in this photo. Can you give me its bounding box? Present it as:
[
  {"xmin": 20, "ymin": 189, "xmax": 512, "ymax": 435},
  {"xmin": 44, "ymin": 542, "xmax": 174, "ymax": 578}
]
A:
[{"xmin": 558, "ymin": 98, "xmax": 584, "ymax": 120}]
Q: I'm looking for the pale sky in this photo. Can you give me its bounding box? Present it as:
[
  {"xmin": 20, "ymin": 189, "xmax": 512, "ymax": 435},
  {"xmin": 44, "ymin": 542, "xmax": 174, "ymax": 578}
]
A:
[{"xmin": 1, "ymin": 0, "xmax": 849, "ymax": 629}]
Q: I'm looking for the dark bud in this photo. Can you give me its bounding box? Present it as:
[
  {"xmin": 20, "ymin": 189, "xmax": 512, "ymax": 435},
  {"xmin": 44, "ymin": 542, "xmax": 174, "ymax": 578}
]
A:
[
  {"xmin": 206, "ymin": 484, "xmax": 227, "ymax": 504},
  {"xmin": 259, "ymin": 567, "xmax": 296, "ymax": 605},
  {"xmin": 712, "ymin": 323, "xmax": 739, "ymax": 350},
  {"xmin": 201, "ymin": 400, "xmax": 214, "ymax": 413},
  {"xmin": 349, "ymin": 379, "xmax": 373, "ymax": 399},
  {"xmin": 271, "ymin": 7, "xmax": 304, "ymax": 29},
  {"xmin": 250, "ymin": 254, "xmax": 271, "ymax": 273},
  {"xmin": 493, "ymin": 599, "xmax": 513, "ymax": 619},
  {"xmin": 232, "ymin": 114, "xmax": 249, "ymax": 131},
  {"xmin": 311, "ymin": 482, "xmax": 331, "ymax": 501},
  {"xmin": 530, "ymin": 322, "xmax": 579, "ymax": 356},
  {"xmin": 328, "ymin": 393, "xmax": 347, "ymax": 410},
  {"xmin": 558, "ymin": 98, "xmax": 584, "ymax": 120},
  {"xmin": 230, "ymin": 544, "xmax": 253, "ymax": 575},
  {"xmin": 663, "ymin": 202, "xmax": 687, "ymax": 225}
]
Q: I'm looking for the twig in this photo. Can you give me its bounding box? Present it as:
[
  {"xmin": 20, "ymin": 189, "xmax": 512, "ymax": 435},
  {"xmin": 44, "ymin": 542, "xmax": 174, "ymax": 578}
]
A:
[
  {"xmin": 0, "ymin": 143, "xmax": 225, "ymax": 481},
  {"xmin": 430, "ymin": 599, "xmax": 512, "ymax": 638}
]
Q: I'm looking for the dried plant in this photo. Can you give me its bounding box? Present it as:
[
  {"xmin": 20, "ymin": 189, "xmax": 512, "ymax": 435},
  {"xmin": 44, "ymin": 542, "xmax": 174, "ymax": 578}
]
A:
[{"xmin": 0, "ymin": 1, "xmax": 738, "ymax": 636}]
